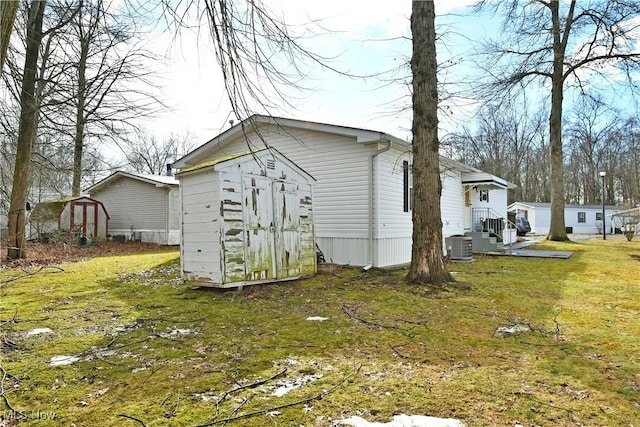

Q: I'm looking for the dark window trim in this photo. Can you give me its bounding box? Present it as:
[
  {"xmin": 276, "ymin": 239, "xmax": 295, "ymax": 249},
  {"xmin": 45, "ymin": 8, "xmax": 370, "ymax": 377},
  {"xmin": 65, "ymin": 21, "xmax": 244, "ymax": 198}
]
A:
[{"xmin": 403, "ymin": 160, "xmax": 409, "ymax": 212}]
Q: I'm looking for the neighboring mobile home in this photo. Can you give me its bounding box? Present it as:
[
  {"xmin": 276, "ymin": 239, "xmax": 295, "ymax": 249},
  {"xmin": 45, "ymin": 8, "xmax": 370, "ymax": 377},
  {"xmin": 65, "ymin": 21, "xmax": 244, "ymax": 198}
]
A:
[
  {"xmin": 508, "ymin": 202, "xmax": 624, "ymax": 235},
  {"xmin": 86, "ymin": 171, "xmax": 180, "ymax": 245},
  {"xmin": 172, "ymin": 115, "xmax": 514, "ymax": 268},
  {"xmin": 176, "ymin": 149, "xmax": 316, "ymax": 287},
  {"xmin": 29, "ymin": 196, "xmax": 109, "ymax": 243}
]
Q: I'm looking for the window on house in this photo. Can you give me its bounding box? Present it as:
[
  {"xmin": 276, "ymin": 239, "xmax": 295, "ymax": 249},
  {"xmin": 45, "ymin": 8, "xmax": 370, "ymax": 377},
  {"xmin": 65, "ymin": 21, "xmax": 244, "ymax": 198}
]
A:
[
  {"xmin": 578, "ymin": 212, "xmax": 586, "ymax": 223},
  {"xmin": 479, "ymin": 189, "xmax": 489, "ymax": 202},
  {"xmin": 596, "ymin": 212, "xmax": 603, "ymax": 221},
  {"xmin": 403, "ymin": 161, "xmax": 412, "ymax": 212}
]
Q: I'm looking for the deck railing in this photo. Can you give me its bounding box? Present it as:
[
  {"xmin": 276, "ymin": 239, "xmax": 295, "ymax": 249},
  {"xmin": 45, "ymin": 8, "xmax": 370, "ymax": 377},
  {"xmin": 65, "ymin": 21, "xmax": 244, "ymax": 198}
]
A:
[{"xmin": 472, "ymin": 208, "xmax": 517, "ymax": 245}]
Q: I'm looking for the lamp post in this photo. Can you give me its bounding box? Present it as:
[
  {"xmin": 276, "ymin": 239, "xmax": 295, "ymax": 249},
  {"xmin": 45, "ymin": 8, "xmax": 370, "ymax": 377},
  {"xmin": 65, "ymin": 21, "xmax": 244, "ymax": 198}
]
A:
[{"xmin": 599, "ymin": 171, "xmax": 606, "ymax": 240}]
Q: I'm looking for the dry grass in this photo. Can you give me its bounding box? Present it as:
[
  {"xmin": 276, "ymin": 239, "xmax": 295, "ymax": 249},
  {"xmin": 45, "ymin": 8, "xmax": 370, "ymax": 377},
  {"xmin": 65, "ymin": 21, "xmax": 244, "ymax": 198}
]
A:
[{"xmin": 0, "ymin": 237, "xmax": 639, "ymax": 426}]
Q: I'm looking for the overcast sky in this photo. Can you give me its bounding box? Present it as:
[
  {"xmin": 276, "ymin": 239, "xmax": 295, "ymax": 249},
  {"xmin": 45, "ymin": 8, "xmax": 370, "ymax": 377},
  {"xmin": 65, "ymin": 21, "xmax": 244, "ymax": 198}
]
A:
[{"xmin": 144, "ymin": 0, "xmax": 479, "ymax": 147}]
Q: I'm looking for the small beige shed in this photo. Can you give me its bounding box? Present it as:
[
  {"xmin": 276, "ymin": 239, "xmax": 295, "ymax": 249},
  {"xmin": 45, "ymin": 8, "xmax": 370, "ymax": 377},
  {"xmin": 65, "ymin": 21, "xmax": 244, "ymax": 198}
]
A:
[{"xmin": 177, "ymin": 148, "xmax": 316, "ymax": 288}]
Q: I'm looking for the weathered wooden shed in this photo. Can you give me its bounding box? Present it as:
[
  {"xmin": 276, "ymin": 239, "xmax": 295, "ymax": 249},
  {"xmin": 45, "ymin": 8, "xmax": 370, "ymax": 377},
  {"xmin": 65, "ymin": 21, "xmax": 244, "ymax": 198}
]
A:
[
  {"xmin": 177, "ymin": 148, "xmax": 316, "ymax": 288},
  {"xmin": 29, "ymin": 196, "xmax": 109, "ymax": 242}
]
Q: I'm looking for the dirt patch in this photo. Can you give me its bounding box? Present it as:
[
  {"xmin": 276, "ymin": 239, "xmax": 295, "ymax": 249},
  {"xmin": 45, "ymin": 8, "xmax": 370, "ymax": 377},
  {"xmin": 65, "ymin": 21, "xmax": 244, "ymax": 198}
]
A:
[{"xmin": 1, "ymin": 241, "xmax": 173, "ymax": 269}]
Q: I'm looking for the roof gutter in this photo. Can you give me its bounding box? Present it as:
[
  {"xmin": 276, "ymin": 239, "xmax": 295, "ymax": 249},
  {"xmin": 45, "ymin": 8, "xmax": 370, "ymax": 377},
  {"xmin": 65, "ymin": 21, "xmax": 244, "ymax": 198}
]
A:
[{"xmin": 367, "ymin": 138, "xmax": 393, "ymax": 269}]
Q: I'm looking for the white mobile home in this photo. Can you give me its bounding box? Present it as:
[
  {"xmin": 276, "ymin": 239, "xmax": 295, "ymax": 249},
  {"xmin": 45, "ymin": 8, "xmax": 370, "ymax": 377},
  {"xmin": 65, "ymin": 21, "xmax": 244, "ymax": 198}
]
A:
[
  {"xmin": 86, "ymin": 171, "xmax": 180, "ymax": 245},
  {"xmin": 172, "ymin": 115, "xmax": 514, "ymax": 268},
  {"xmin": 177, "ymin": 149, "xmax": 316, "ymax": 287},
  {"xmin": 508, "ymin": 202, "xmax": 624, "ymax": 235}
]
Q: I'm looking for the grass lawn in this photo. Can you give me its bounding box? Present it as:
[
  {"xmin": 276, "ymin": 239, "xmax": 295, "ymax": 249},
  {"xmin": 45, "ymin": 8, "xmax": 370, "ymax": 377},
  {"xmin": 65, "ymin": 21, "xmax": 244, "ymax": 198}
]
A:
[{"xmin": 1, "ymin": 237, "xmax": 639, "ymax": 426}]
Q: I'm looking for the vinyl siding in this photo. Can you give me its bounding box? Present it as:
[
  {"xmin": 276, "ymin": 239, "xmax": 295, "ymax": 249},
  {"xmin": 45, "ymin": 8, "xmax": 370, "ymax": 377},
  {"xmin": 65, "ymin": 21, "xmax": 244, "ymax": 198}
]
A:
[
  {"xmin": 184, "ymin": 125, "xmax": 370, "ymax": 238},
  {"xmin": 441, "ymin": 170, "xmax": 466, "ymax": 237},
  {"xmin": 90, "ymin": 176, "xmax": 177, "ymax": 242},
  {"xmin": 376, "ymin": 147, "xmax": 412, "ymax": 239},
  {"xmin": 508, "ymin": 203, "xmax": 622, "ymax": 234}
]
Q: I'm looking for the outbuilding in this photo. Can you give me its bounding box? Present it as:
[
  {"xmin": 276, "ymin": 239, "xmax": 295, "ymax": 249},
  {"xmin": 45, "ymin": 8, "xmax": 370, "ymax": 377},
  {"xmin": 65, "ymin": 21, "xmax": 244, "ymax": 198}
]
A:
[
  {"xmin": 29, "ymin": 196, "xmax": 109, "ymax": 243},
  {"xmin": 86, "ymin": 170, "xmax": 180, "ymax": 245},
  {"xmin": 177, "ymin": 148, "xmax": 316, "ymax": 288}
]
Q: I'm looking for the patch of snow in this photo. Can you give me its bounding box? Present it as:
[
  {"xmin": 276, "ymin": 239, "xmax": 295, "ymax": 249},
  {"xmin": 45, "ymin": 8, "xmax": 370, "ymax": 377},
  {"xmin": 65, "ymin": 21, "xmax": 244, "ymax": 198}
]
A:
[
  {"xmin": 87, "ymin": 348, "xmax": 117, "ymax": 359},
  {"xmin": 271, "ymin": 374, "xmax": 323, "ymax": 397},
  {"xmin": 27, "ymin": 327, "xmax": 53, "ymax": 336},
  {"xmin": 337, "ymin": 415, "xmax": 465, "ymax": 427},
  {"xmin": 156, "ymin": 328, "xmax": 193, "ymax": 338},
  {"xmin": 494, "ymin": 324, "xmax": 531, "ymax": 338},
  {"xmin": 306, "ymin": 316, "xmax": 329, "ymax": 321},
  {"xmin": 195, "ymin": 393, "xmax": 218, "ymax": 402},
  {"xmin": 49, "ymin": 355, "xmax": 81, "ymax": 366}
]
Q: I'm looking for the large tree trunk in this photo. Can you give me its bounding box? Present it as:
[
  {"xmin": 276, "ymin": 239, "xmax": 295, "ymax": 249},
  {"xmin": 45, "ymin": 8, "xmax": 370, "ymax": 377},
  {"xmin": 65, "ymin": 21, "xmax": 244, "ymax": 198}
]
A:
[
  {"xmin": 406, "ymin": 0, "xmax": 453, "ymax": 286},
  {"xmin": 547, "ymin": 0, "xmax": 569, "ymax": 241},
  {"xmin": 72, "ymin": 37, "xmax": 88, "ymax": 196},
  {"xmin": 0, "ymin": 0, "xmax": 19, "ymax": 71},
  {"xmin": 6, "ymin": 0, "xmax": 46, "ymax": 259}
]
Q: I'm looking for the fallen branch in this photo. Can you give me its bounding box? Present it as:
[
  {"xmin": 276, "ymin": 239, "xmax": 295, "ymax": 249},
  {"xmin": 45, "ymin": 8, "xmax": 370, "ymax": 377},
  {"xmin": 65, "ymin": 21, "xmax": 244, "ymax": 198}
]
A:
[
  {"xmin": 214, "ymin": 368, "xmax": 288, "ymax": 412},
  {"xmin": 118, "ymin": 414, "xmax": 148, "ymax": 426},
  {"xmin": 164, "ymin": 389, "xmax": 181, "ymax": 419},
  {"xmin": 341, "ymin": 305, "xmax": 415, "ymax": 337},
  {"xmin": 0, "ymin": 309, "xmax": 19, "ymax": 327},
  {"xmin": 1, "ymin": 266, "xmax": 65, "ymax": 285},
  {"xmin": 389, "ymin": 343, "xmax": 429, "ymax": 362},
  {"xmin": 0, "ymin": 363, "xmax": 17, "ymax": 413},
  {"xmin": 517, "ymin": 311, "xmax": 562, "ymax": 339},
  {"xmin": 195, "ymin": 363, "xmax": 361, "ymax": 427}
]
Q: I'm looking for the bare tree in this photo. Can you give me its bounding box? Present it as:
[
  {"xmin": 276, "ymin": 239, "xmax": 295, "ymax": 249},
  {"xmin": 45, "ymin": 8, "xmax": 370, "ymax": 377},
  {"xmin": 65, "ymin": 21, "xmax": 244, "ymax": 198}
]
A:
[
  {"xmin": 5, "ymin": 1, "xmax": 80, "ymax": 259},
  {"xmin": 564, "ymin": 95, "xmax": 620, "ymax": 204},
  {"xmin": 447, "ymin": 96, "xmax": 548, "ymax": 203},
  {"xmin": 153, "ymin": 0, "xmax": 342, "ymax": 124},
  {"xmin": 122, "ymin": 131, "xmax": 197, "ymax": 175},
  {"xmin": 0, "ymin": 0, "xmax": 19, "ymax": 71},
  {"xmin": 474, "ymin": 0, "xmax": 640, "ymax": 241},
  {"xmin": 6, "ymin": 0, "xmax": 47, "ymax": 259},
  {"xmin": 44, "ymin": 0, "xmax": 161, "ymax": 196},
  {"xmin": 616, "ymin": 118, "xmax": 640, "ymax": 206},
  {"xmin": 406, "ymin": 0, "xmax": 452, "ymax": 286}
]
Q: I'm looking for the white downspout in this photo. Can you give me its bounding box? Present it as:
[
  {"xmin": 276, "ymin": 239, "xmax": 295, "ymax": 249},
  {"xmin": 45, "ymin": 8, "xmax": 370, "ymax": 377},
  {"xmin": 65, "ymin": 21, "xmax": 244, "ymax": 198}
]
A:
[{"xmin": 367, "ymin": 139, "xmax": 392, "ymax": 269}]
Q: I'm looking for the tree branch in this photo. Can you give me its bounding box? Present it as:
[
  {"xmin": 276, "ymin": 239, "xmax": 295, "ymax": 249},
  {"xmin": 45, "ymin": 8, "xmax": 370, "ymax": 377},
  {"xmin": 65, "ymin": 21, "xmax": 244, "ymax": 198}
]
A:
[{"xmin": 194, "ymin": 363, "xmax": 361, "ymax": 427}]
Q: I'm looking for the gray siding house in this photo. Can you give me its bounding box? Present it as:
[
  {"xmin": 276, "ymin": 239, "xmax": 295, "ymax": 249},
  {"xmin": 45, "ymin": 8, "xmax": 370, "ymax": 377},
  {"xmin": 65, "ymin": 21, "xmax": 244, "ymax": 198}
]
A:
[{"xmin": 86, "ymin": 171, "xmax": 180, "ymax": 245}]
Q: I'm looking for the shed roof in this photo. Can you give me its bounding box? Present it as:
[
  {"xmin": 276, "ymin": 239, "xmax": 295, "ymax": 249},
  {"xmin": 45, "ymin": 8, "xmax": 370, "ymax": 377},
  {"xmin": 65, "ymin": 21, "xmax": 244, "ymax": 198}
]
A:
[
  {"xmin": 176, "ymin": 147, "xmax": 316, "ymax": 182},
  {"xmin": 85, "ymin": 170, "xmax": 178, "ymax": 194},
  {"xmin": 30, "ymin": 196, "xmax": 109, "ymax": 220},
  {"xmin": 509, "ymin": 202, "xmax": 622, "ymax": 210}
]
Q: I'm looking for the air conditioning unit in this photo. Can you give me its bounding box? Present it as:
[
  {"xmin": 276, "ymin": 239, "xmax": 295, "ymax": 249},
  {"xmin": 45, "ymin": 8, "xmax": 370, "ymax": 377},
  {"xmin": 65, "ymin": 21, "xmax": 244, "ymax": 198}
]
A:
[{"xmin": 445, "ymin": 236, "xmax": 473, "ymax": 262}]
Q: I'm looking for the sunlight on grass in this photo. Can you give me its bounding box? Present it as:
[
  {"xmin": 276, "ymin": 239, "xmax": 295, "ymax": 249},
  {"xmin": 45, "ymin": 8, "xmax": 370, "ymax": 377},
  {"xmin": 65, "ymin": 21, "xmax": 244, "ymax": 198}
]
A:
[{"xmin": 1, "ymin": 238, "xmax": 639, "ymax": 426}]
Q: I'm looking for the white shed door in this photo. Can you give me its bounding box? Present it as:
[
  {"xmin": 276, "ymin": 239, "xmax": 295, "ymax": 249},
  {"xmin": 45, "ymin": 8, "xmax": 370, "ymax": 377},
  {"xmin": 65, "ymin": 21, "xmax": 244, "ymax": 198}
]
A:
[
  {"xmin": 240, "ymin": 175, "xmax": 304, "ymax": 282},
  {"xmin": 243, "ymin": 176, "xmax": 276, "ymax": 281},
  {"xmin": 273, "ymin": 181, "xmax": 302, "ymax": 279}
]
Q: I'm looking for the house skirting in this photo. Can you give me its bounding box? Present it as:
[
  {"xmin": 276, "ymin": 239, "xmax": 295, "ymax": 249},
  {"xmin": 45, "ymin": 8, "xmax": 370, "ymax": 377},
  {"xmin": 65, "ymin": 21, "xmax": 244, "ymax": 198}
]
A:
[{"xmin": 108, "ymin": 229, "xmax": 180, "ymax": 245}]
